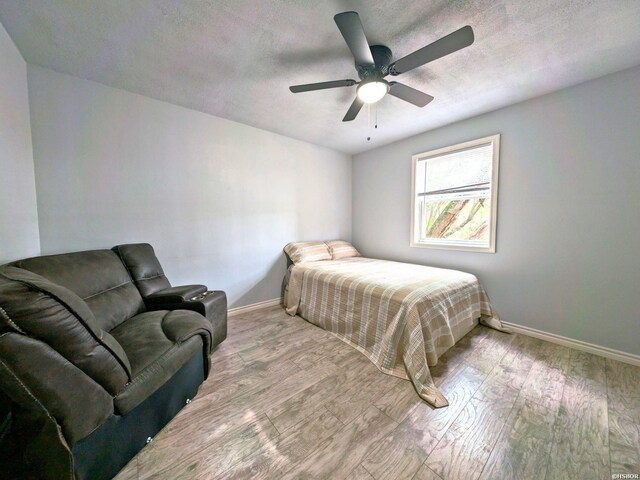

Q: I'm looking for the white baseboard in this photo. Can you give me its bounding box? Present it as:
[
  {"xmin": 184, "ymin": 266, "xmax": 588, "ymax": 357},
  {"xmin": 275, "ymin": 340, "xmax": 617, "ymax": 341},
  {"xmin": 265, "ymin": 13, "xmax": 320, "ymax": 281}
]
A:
[
  {"xmin": 228, "ymin": 298, "xmax": 282, "ymax": 317},
  {"xmin": 225, "ymin": 303, "xmax": 639, "ymax": 367},
  {"xmin": 502, "ymin": 321, "xmax": 640, "ymax": 367}
]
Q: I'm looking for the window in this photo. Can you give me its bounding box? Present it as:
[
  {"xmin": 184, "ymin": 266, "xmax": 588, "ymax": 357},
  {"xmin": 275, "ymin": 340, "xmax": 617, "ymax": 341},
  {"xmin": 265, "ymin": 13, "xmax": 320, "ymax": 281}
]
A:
[{"xmin": 411, "ymin": 134, "xmax": 500, "ymax": 252}]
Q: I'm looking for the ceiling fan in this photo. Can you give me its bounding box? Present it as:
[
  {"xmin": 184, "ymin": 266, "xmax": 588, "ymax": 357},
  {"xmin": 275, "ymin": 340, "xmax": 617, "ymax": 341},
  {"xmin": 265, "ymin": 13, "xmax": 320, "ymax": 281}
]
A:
[{"xmin": 289, "ymin": 11, "xmax": 474, "ymax": 122}]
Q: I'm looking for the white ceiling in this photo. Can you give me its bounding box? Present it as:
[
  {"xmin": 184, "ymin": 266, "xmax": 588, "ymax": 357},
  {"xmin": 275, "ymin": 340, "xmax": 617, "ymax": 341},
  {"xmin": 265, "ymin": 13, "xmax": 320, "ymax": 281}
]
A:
[{"xmin": 1, "ymin": 0, "xmax": 640, "ymax": 154}]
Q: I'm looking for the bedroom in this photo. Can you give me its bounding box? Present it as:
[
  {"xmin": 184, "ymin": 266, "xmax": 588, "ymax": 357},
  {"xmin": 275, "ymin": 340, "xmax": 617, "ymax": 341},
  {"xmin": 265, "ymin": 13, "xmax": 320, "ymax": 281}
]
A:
[{"xmin": 0, "ymin": 1, "xmax": 638, "ymax": 479}]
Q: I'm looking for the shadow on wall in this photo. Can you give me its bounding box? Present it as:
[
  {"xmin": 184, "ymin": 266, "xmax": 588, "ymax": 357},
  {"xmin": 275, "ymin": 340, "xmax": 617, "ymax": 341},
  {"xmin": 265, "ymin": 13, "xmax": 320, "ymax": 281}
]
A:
[{"xmin": 231, "ymin": 254, "xmax": 286, "ymax": 309}]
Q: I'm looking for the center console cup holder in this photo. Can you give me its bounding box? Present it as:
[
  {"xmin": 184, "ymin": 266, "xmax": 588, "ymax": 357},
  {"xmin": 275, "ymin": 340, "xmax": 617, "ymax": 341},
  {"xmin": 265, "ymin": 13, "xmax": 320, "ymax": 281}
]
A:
[{"xmin": 191, "ymin": 291, "xmax": 214, "ymax": 301}]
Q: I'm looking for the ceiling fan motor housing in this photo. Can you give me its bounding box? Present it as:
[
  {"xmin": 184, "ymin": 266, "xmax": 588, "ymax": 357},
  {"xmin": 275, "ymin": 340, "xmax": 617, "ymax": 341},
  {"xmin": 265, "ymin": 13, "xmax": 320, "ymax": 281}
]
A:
[{"xmin": 357, "ymin": 45, "xmax": 393, "ymax": 80}]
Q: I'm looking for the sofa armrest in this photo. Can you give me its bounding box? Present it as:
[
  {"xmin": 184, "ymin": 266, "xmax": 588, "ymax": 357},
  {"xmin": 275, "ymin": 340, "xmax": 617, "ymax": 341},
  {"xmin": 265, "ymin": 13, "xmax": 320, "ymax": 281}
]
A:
[
  {"xmin": 145, "ymin": 284, "xmax": 208, "ymax": 306},
  {"xmin": 0, "ymin": 390, "xmax": 10, "ymax": 443},
  {"xmin": 0, "ymin": 333, "xmax": 113, "ymax": 447},
  {"xmin": 145, "ymin": 290, "xmax": 227, "ymax": 350}
]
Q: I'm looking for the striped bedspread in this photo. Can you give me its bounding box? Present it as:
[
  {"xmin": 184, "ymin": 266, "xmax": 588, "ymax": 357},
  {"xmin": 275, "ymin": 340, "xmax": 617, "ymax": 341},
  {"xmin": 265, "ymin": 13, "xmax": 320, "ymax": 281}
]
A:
[{"xmin": 284, "ymin": 257, "xmax": 506, "ymax": 407}]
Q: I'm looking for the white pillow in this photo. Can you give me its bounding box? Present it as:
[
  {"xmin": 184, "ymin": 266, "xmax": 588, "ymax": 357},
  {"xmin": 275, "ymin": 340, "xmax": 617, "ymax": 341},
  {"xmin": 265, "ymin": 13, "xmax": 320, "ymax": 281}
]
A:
[
  {"xmin": 326, "ymin": 240, "xmax": 361, "ymax": 260},
  {"xmin": 284, "ymin": 241, "xmax": 332, "ymax": 264}
]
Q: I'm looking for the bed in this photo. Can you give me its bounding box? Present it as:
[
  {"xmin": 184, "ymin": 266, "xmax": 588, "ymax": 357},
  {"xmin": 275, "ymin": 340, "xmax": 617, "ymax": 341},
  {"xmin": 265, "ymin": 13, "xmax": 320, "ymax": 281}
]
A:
[{"xmin": 283, "ymin": 241, "xmax": 507, "ymax": 407}]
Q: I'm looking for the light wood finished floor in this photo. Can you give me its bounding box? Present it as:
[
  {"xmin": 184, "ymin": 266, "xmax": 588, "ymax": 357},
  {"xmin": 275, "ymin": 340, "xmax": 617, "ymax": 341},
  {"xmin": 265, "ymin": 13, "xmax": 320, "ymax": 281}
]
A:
[{"xmin": 115, "ymin": 305, "xmax": 640, "ymax": 480}]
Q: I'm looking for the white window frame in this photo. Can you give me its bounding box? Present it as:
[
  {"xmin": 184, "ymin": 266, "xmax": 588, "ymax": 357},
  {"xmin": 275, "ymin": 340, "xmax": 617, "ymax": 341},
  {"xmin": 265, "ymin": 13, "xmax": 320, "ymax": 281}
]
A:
[{"xmin": 410, "ymin": 134, "xmax": 500, "ymax": 253}]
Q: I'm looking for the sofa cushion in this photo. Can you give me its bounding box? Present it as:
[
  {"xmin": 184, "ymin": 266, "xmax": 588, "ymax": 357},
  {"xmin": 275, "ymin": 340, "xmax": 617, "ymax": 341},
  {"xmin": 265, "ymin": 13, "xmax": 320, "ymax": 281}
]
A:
[
  {"xmin": 113, "ymin": 243, "xmax": 171, "ymax": 297},
  {"xmin": 109, "ymin": 310, "xmax": 213, "ymax": 414},
  {"xmin": 13, "ymin": 250, "xmax": 145, "ymax": 332},
  {"xmin": 0, "ymin": 266, "xmax": 131, "ymax": 396}
]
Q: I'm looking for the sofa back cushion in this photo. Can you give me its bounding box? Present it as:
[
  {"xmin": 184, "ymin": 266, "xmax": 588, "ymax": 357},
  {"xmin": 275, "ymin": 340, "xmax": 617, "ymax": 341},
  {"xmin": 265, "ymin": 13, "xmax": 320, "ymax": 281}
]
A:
[
  {"xmin": 112, "ymin": 243, "xmax": 171, "ymax": 298},
  {"xmin": 0, "ymin": 266, "xmax": 131, "ymax": 395},
  {"xmin": 13, "ymin": 250, "xmax": 145, "ymax": 331}
]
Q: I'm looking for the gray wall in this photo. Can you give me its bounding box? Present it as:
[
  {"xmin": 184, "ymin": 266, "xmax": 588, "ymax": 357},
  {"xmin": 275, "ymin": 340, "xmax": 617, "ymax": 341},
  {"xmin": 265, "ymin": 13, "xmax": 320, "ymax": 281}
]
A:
[
  {"xmin": 353, "ymin": 65, "xmax": 640, "ymax": 356},
  {"xmin": 0, "ymin": 21, "xmax": 39, "ymax": 263},
  {"xmin": 27, "ymin": 66, "xmax": 352, "ymax": 308}
]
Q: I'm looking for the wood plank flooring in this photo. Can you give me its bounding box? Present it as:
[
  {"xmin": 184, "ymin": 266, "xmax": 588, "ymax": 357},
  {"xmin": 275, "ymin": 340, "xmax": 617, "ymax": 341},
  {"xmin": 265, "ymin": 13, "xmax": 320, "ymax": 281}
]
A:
[{"xmin": 115, "ymin": 305, "xmax": 640, "ymax": 480}]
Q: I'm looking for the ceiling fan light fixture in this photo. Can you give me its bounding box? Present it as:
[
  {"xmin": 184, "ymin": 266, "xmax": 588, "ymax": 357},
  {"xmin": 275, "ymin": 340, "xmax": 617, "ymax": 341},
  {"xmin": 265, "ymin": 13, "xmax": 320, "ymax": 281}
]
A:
[{"xmin": 357, "ymin": 80, "xmax": 389, "ymax": 104}]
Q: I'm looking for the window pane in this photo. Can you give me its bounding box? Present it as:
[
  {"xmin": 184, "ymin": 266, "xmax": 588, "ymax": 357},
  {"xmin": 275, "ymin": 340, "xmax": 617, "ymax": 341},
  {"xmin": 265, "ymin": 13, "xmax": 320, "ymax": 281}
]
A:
[
  {"xmin": 418, "ymin": 144, "xmax": 492, "ymax": 194},
  {"xmin": 421, "ymin": 197, "xmax": 491, "ymax": 242}
]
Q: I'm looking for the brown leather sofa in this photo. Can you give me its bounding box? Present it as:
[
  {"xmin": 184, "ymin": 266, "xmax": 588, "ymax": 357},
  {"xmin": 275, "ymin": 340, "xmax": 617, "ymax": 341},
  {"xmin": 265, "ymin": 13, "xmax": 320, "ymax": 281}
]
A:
[{"xmin": 0, "ymin": 243, "xmax": 227, "ymax": 480}]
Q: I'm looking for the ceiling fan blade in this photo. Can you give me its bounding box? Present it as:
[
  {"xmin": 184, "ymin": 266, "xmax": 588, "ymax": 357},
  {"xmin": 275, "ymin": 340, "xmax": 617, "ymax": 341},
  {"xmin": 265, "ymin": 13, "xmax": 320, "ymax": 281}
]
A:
[
  {"xmin": 343, "ymin": 97, "xmax": 364, "ymax": 122},
  {"xmin": 389, "ymin": 25, "xmax": 474, "ymax": 75},
  {"xmin": 334, "ymin": 12, "xmax": 375, "ymax": 67},
  {"xmin": 388, "ymin": 82, "xmax": 434, "ymax": 107},
  {"xmin": 289, "ymin": 79, "xmax": 356, "ymax": 93}
]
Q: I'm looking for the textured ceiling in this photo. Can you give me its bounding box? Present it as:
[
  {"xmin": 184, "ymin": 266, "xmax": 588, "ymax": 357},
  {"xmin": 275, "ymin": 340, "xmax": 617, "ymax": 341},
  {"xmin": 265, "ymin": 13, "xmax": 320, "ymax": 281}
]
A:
[{"xmin": 1, "ymin": 0, "xmax": 640, "ymax": 154}]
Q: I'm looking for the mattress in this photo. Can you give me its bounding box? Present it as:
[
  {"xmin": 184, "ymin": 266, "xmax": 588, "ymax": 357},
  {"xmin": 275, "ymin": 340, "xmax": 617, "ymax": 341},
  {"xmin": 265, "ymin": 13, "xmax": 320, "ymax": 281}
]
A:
[{"xmin": 284, "ymin": 256, "xmax": 506, "ymax": 407}]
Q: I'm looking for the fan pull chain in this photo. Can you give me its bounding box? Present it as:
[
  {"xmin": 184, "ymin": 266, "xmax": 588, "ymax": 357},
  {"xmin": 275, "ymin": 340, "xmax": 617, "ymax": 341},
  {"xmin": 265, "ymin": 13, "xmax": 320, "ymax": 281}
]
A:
[
  {"xmin": 375, "ymin": 103, "xmax": 378, "ymax": 130},
  {"xmin": 366, "ymin": 104, "xmax": 378, "ymax": 142}
]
